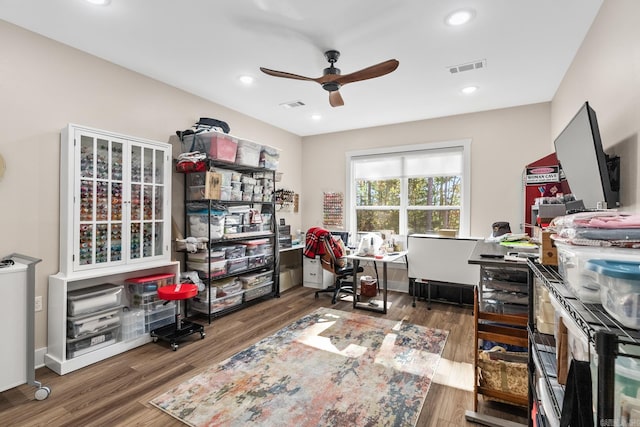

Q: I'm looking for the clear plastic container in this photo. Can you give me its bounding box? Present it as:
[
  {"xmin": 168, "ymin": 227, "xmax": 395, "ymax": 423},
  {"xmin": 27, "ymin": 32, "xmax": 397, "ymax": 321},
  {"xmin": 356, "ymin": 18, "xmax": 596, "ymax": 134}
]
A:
[
  {"xmin": 191, "ymin": 290, "xmax": 244, "ymax": 314},
  {"xmin": 239, "ymin": 270, "xmax": 273, "ymax": 289},
  {"xmin": 66, "ymin": 326, "xmax": 119, "ymax": 359},
  {"xmin": 67, "ymin": 306, "xmax": 121, "ymax": 339},
  {"xmin": 556, "ymin": 241, "xmax": 640, "ymax": 303},
  {"xmin": 187, "ymin": 250, "xmax": 226, "ymax": 263},
  {"xmin": 187, "ymin": 211, "xmax": 225, "ymax": 238},
  {"xmin": 259, "ymin": 144, "xmax": 281, "ymax": 170},
  {"xmin": 67, "ymin": 284, "xmax": 123, "ymax": 317},
  {"xmin": 120, "ymin": 308, "xmax": 146, "ymax": 341},
  {"xmin": 244, "ymin": 281, "xmax": 273, "ymax": 301},
  {"xmin": 126, "ymin": 273, "xmax": 176, "ymax": 295},
  {"xmin": 227, "ymin": 257, "xmax": 249, "ymax": 274},
  {"xmin": 587, "ymin": 259, "xmax": 640, "ymax": 329},
  {"xmin": 187, "ymin": 259, "xmax": 227, "ymax": 277}
]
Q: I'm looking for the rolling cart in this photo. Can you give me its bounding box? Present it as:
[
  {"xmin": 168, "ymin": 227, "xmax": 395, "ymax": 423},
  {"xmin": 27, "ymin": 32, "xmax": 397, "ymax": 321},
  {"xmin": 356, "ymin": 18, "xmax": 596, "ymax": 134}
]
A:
[{"xmin": 2, "ymin": 253, "xmax": 50, "ymax": 400}]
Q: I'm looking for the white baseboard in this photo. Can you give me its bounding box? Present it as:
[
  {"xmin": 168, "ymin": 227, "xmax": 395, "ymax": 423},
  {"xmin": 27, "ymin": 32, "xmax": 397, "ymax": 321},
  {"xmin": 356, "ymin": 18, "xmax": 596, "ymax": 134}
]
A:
[{"xmin": 35, "ymin": 347, "xmax": 47, "ymax": 370}]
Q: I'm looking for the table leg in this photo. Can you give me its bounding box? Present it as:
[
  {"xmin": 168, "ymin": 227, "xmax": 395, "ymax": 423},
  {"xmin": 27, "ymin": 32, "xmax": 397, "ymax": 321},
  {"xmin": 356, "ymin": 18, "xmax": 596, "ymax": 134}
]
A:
[
  {"xmin": 382, "ymin": 262, "xmax": 388, "ymax": 314},
  {"xmin": 352, "ymin": 259, "xmax": 360, "ymax": 310}
]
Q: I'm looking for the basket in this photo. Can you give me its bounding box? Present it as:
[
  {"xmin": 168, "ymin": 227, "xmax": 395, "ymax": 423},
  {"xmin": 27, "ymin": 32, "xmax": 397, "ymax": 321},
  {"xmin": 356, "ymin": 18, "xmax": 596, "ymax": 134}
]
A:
[{"xmin": 477, "ymin": 346, "xmax": 528, "ymax": 405}]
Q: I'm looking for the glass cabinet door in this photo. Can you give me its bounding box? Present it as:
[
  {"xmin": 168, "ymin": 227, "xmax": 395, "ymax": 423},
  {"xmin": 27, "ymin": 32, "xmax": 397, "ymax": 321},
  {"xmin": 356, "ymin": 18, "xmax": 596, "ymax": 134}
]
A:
[
  {"xmin": 128, "ymin": 143, "xmax": 166, "ymax": 262},
  {"xmin": 73, "ymin": 128, "xmax": 169, "ymax": 271},
  {"xmin": 77, "ymin": 133, "xmax": 125, "ymax": 268}
]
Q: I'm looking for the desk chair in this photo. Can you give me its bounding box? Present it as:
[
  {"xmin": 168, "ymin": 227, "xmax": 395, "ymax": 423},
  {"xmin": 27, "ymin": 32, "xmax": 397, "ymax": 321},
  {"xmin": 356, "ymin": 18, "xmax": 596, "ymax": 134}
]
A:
[{"xmin": 313, "ymin": 236, "xmax": 363, "ymax": 304}]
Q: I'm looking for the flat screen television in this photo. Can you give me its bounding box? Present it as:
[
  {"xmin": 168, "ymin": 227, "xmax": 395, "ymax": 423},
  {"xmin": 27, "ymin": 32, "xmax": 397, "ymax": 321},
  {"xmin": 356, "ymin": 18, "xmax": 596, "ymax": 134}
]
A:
[{"xmin": 553, "ymin": 101, "xmax": 620, "ymax": 209}]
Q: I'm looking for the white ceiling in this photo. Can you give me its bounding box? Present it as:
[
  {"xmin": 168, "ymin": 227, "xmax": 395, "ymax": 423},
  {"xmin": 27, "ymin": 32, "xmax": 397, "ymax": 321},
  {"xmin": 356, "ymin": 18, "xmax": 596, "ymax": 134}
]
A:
[{"xmin": 0, "ymin": 0, "xmax": 603, "ymax": 137}]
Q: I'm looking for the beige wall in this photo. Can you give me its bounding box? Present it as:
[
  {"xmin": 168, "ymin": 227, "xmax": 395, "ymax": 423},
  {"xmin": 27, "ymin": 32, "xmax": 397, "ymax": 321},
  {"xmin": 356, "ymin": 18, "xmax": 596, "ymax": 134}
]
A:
[
  {"xmin": 551, "ymin": 0, "xmax": 640, "ymax": 211},
  {"xmin": 301, "ymin": 103, "xmax": 552, "ymax": 238},
  {"xmin": 1, "ymin": 0, "xmax": 637, "ymax": 358},
  {"xmin": 0, "ymin": 20, "xmax": 302, "ymax": 350}
]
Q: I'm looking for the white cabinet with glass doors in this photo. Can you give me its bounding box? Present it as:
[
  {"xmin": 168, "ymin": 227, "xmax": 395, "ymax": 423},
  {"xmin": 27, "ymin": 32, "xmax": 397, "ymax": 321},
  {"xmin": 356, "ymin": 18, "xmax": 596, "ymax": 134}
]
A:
[
  {"xmin": 59, "ymin": 124, "xmax": 172, "ymax": 275},
  {"xmin": 45, "ymin": 124, "xmax": 177, "ymax": 375}
]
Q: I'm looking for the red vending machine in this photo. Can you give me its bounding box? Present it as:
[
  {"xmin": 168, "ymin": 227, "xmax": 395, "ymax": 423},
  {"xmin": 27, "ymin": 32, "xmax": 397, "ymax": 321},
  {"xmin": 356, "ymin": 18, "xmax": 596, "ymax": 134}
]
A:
[{"xmin": 524, "ymin": 153, "xmax": 571, "ymax": 235}]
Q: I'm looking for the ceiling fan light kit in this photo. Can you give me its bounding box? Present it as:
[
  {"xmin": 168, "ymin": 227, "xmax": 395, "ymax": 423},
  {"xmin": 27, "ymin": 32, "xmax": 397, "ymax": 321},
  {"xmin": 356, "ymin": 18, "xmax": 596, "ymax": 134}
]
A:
[{"xmin": 260, "ymin": 50, "xmax": 399, "ymax": 107}]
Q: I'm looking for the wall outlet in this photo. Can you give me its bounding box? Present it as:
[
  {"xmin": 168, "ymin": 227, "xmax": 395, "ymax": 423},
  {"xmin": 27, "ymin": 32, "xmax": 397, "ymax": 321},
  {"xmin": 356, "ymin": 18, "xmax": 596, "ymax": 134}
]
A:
[{"xmin": 35, "ymin": 295, "xmax": 43, "ymax": 312}]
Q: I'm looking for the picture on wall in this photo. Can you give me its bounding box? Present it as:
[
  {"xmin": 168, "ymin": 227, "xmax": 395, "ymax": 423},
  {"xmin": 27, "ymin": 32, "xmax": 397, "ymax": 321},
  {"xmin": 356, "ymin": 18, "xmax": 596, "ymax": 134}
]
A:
[{"xmin": 323, "ymin": 192, "xmax": 343, "ymax": 227}]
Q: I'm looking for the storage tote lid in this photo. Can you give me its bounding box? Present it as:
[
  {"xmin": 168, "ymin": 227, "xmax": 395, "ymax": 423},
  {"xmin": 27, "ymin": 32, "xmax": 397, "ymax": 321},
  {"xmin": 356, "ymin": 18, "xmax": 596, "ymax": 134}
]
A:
[
  {"xmin": 67, "ymin": 283, "xmax": 123, "ymax": 300},
  {"xmin": 585, "ymin": 259, "xmax": 640, "ymax": 281},
  {"xmin": 125, "ymin": 273, "xmax": 175, "ymax": 284}
]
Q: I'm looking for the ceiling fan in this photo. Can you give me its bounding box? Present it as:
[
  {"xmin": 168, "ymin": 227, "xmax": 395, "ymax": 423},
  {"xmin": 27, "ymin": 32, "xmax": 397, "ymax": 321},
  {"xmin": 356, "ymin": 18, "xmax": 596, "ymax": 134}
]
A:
[{"xmin": 260, "ymin": 50, "xmax": 399, "ymax": 107}]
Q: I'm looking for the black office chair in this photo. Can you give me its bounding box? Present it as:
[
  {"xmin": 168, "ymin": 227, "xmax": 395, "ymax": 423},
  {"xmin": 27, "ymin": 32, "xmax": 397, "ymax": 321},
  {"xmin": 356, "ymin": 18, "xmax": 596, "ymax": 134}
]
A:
[{"xmin": 314, "ymin": 235, "xmax": 363, "ymax": 304}]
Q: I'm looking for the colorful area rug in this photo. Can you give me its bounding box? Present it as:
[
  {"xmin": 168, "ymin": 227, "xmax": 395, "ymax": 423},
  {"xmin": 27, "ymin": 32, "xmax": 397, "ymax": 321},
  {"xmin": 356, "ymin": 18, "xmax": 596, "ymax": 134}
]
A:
[{"xmin": 150, "ymin": 307, "xmax": 448, "ymax": 426}]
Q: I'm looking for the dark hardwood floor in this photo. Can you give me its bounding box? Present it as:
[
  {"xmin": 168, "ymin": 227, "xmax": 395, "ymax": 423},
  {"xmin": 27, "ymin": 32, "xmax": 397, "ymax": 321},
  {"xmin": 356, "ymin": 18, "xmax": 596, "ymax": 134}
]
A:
[{"xmin": 0, "ymin": 286, "xmax": 527, "ymax": 426}]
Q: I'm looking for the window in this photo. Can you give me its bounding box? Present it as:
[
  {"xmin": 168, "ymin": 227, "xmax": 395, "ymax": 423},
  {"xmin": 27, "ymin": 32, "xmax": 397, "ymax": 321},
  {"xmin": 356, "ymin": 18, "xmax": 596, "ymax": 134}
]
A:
[{"xmin": 347, "ymin": 140, "xmax": 470, "ymax": 238}]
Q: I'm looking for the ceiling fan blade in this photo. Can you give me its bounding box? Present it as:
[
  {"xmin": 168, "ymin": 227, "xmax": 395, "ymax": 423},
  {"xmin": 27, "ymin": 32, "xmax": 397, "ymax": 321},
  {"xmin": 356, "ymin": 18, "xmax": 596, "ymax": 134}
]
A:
[
  {"xmin": 329, "ymin": 90, "xmax": 344, "ymax": 107},
  {"xmin": 333, "ymin": 59, "xmax": 399, "ymax": 86},
  {"xmin": 259, "ymin": 67, "xmax": 319, "ymax": 82}
]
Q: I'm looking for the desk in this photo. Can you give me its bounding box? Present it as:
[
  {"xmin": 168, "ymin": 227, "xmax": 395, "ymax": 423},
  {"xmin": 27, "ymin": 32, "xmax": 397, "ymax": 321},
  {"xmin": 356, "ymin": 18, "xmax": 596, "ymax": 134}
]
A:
[{"xmin": 346, "ymin": 251, "xmax": 408, "ymax": 314}]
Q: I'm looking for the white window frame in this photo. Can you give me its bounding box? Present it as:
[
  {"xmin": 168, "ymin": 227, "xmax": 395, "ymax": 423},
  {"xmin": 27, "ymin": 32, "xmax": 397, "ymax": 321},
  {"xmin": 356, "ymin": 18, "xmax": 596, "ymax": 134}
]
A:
[{"xmin": 345, "ymin": 139, "xmax": 471, "ymax": 239}]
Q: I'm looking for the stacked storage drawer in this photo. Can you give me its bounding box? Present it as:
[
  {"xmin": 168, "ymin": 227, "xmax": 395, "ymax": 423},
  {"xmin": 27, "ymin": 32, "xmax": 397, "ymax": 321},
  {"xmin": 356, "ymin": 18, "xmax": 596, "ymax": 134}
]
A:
[
  {"xmin": 479, "ymin": 266, "xmax": 529, "ymax": 316},
  {"xmin": 125, "ymin": 273, "xmax": 176, "ymax": 333},
  {"xmin": 279, "ymin": 224, "xmax": 292, "ymax": 248},
  {"xmin": 66, "ymin": 284, "xmax": 123, "ymax": 359}
]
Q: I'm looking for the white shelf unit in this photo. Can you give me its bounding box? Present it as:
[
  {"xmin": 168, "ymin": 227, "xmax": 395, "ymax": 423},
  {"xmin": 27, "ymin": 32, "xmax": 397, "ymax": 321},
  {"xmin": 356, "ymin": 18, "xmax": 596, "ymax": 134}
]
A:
[{"xmin": 47, "ymin": 124, "xmax": 175, "ymax": 375}]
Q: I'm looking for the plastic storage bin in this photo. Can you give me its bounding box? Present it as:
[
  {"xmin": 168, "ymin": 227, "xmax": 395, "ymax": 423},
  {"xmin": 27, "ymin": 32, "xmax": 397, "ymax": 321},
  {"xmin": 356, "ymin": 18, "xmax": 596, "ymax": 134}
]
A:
[
  {"xmin": 188, "ymin": 210, "xmax": 225, "ymax": 239},
  {"xmin": 120, "ymin": 308, "xmax": 146, "ymax": 341},
  {"xmin": 239, "ymin": 270, "xmax": 273, "ymax": 289},
  {"xmin": 67, "ymin": 284, "xmax": 123, "ymax": 317},
  {"xmin": 145, "ymin": 303, "xmax": 176, "ymax": 333},
  {"xmin": 586, "ymin": 259, "xmax": 640, "ymax": 329},
  {"xmin": 244, "ymin": 281, "xmax": 273, "ymax": 301},
  {"xmin": 187, "ymin": 250, "xmax": 226, "ymax": 263},
  {"xmin": 259, "ymin": 145, "xmax": 281, "ymax": 170},
  {"xmin": 67, "ymin": 307, "xmax": 121, "ymax": 339},
  {"xmin": 556, "ymin": 241, "xmax": 640, "ymax": 303},
  {"xmin": 181, "ymin": 131, "xmax": 238, "ymax": 163},
  {"xmin": 215, "ymin": 278, "xmax": 242, "ymax": 296},
  {"xmin": 235, "ymin": 139, "xmax": 261, "ymax": 167},
  {"xmin": 187, "ymin": 259, "xmax": 227, "ymax": 277},
  {"xmin": 219, "ymin": 245, "xmax": 246, "ymax": 259},
  {"xmin": 125, "ymin": 273, "xmax": 176, "ymax": 294},
  {"xmin": 243, "ymin": 239, "xmax": 268, "ymax": 256},
  {"xmin": 615, "ymin": 356, "xmax": 640, "ymax": 426},
  {"xmin": 66, "ymin": 326, "xmax": 119, "ymax": 359},
  {"xmin": 128, "ymin": 290, "xmax": 166, "ymax": 312},
  {"xmin": 191, "ymin": 290, "xmax": 244, "ymax": 314},
  {"xmin": 227, "ymin": 257, "xmax": 249, "ymax": 274}
]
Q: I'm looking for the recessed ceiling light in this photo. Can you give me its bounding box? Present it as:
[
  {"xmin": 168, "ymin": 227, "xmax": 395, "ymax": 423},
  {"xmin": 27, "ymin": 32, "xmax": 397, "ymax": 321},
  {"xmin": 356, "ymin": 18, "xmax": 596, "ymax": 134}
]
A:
[
  {"xmin": 238, "ymin": 75, "xmax": 254, "ymax": 85},
  {"xmin": 445, "ymin": 9, "xmax": 475, "ymax": 26},
  {"xmin": 461, "ymin": 85, "xmax": 478, "ymax": 95},
  {"xmin": 86, "ymin": 0, "xmax": 111, "ymax": 5},
  {"xmin": 311, "ymin": 114, "xmax": 322, "ymax": 121}
]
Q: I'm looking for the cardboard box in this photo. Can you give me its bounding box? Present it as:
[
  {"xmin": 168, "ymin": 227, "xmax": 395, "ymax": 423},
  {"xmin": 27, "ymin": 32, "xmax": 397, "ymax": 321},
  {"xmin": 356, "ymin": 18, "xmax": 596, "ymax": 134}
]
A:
[
  {"xmin": 534, "ymin": 226, "xmax": 557, "ymax": 266},
  {"xmin": 204, "ymin": 171, "xmax": 222, "ymax": 199}
]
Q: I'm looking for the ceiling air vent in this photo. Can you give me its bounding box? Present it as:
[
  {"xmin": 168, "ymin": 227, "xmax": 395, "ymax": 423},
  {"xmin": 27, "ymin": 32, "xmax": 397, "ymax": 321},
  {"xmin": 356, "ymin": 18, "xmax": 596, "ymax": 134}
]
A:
[
  {"xmin": 279, "ymin": 100, "xmax": 306, "ymax": 109},
  {"xmin": 448, "ymin": 59, "xmax": 486, "ymax": 74}
]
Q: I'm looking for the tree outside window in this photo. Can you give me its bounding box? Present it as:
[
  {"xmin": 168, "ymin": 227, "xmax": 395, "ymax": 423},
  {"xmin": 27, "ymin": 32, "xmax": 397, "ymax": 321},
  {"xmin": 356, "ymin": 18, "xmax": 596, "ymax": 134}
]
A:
[{"xmin": 350, "ymin": 143, "xmax": 468, "ymax": 238}]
